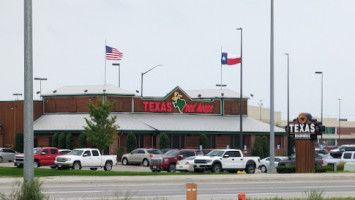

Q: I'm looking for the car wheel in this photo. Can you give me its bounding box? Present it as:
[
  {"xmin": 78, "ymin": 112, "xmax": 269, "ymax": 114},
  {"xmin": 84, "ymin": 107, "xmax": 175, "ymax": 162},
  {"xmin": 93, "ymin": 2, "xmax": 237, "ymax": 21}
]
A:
[
  {"xmin": 72, "ymin": 161, "xmax": 81, "ymax": 170},
  {"xmin": 122, "ymin": 158, "xmax": 128, "ymax": 166},
  {"xmin": 90, "ymin": 168, "xmax": 98, "ymax": 171},
  {"xmin": 246, "ymin": 164, "xmax": 256, "ymax": 174},
  {"xmin": 168, "ymin": 163, "xmax": 176, "ymax": 172},
  {"xmin": 212, "ymin": 163, "xmax": 222, "ymax": 173},
  {"xmin": 104, "ymin": 161, "xmax": 113, "ymax": 171},
  {"xmin": 34, "ymin": 160, "xmax": 40, "ymax": 168},
  {"xmin": 142, "ymin": 159, "xmax": 149, "ymax": 167},
  {"xmin": 50, "ymin": 165, "xmax": 57, "ymax": 169},
  {"xmin": 260, "ymin": 165, "xmax": 267, "ymax": 173}
]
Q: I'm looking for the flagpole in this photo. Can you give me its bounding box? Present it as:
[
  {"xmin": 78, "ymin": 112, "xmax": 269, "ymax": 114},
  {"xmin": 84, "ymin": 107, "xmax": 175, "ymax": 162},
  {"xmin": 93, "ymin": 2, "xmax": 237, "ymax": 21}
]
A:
[{"xmin": 104, "ymin": 40, "xmax": 107, "ymax": 85}]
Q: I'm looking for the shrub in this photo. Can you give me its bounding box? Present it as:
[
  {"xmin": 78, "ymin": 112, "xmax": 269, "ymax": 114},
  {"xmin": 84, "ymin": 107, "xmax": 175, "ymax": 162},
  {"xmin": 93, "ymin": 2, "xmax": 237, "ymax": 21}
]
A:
[
  {"xmin": 252, "ymin": 136, "xmax": 263, "ymax": 158},
  {"xmin": 14, "ymin": 133, "xmax": 24, "ymax": 153},
  {"xmin": 159, "ymin": 133, "xmax": 170, "ymax": 149},
  {"xmin": 57, "ymin": 133, "xmax": 66, "ymax": 149},
  {"xmin": 78, "ymin": 133, "xmax": 87, "ymax": 148},
  {"xmin": 117, "ymin": 146, "xmax": 125, "ymax": 161},
  {"xmin": 315, "ymin": 165, "xmax": 333, "ymax": 173},
  {"xmin": 65, "ymin": 134, "xmax": 73, "ymax": 150},
  {"xmin": 276, "ymin": 166, "xmax": 295, "ymax": 173},
  {"xmin": 126, "ymin": 132, "xmax": 137, "ymax": 153},
  {"xmin": 288, "ymin": 135, "xmax": 295, "ymax": 156},
  {"xmin": 199, "ymin": 134, "xmax": 209, "ymax": 149},
  {"xmin": 337, "ymin": 162, "xmax": 345, "ymax": 171},
  {"xmin": 0, "ymin": 178, "xmax": 48, "ymax": 200},
  {"xmin": 51, "ymin": 133, "xmax": 59, "ymax": 147},
  {"xmin": 261, "ymin": 136, "xmax": 269, "ymax": 158}
]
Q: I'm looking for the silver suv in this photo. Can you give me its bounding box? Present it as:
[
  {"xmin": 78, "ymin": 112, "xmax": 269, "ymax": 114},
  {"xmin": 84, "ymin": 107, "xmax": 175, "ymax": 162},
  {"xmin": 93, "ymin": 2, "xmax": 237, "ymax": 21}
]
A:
[
  {"xmin": 121, "ymin": 148, "xmax": 162, "ymax": 167},
  {"xmin": 0, "ymin": 148, "xmax": 17, "ymax": 162}
]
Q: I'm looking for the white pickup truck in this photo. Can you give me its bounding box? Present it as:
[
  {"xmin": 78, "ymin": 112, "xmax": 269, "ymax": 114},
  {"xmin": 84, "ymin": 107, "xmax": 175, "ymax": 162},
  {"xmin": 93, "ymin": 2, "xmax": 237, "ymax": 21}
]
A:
[
  {"xmin": 55, "ymin": 148, "xmax": 117, "ymax": 171},
  {"xmin": 193, "ymin": 149, "xmax": 260, "ymax": 174}
]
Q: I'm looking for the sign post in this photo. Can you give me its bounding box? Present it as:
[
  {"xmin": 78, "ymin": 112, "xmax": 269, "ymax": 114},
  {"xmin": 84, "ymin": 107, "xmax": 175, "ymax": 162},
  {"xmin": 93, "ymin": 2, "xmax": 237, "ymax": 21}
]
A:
[{"xmin": 285, "ymin": 113, "xmax": 324, "ymax": 173}]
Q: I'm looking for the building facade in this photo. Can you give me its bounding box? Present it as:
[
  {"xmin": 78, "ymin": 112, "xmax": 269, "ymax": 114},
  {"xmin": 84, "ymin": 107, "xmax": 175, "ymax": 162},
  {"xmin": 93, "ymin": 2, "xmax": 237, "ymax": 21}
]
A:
[{"xmin": 0, "ymin": 85, "xmax": 287, "ymax": 155}]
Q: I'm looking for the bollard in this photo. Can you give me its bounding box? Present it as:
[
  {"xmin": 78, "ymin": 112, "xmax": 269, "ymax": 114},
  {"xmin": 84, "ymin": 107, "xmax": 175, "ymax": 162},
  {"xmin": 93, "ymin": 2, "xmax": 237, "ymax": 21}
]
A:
[
  {"xmin": 186, "ymin": 183, "xmax": 197, "ymax": 200},
  {"xmin": 238, "ymin": 193, "xmax": 246, "ymax": 200}
]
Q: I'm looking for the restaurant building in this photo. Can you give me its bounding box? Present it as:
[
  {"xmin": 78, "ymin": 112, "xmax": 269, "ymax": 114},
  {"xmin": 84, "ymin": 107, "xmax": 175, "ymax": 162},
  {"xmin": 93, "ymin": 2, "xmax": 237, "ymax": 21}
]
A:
[{"xmin": 0, "ymin": 85, "xmax": 287, "ymax": 155}]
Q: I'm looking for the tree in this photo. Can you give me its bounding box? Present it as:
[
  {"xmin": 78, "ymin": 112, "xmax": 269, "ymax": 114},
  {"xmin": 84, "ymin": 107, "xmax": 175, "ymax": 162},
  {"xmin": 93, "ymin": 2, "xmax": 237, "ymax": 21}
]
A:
[
  {"xmin": 58, "ymin": 133, "xmax": 66, "ymax": 149},
  {"xmin": 159, "ymin": 133, "xmax": 170, "ymax": 149},
  {"xmin": 14, "ymin": 132, "xmax": 24, "ymax": 153},
  {"xmin": 261, "ymin": 136, "xmax": 270, "ymax": 158},
  {"xmin": 126, "ymin": 132, "xmax": 137, "ymax": 153},
  {"xmin": 51, "ymin": 133, "xmax": 59, "ymax": 147},
  {"xmin": 288, "ymin": 135, "xmax": 295, "ymax": 156},
  {"xmin": 252, "ymin": 136, "xmax": 263, "ymax": 158},
  {"xmin": 65, "ymin": 133, "xmax": 73, "ymax": 149},
  {"xmin": 199, "ymin": 134, "xmax": 209, "ymax": 149},
  {"xmin": 78, "ymin": 133, "xmax": 87, "ymax": 148},
  {"xmin": 83, "ymin": 99, "xmax": 119, "ymax": 154}
]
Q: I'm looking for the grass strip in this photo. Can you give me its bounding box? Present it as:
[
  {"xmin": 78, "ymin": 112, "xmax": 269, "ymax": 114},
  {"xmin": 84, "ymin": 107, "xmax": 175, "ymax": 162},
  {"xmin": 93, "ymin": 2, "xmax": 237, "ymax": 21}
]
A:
[{"xmin": 0, "ymin": 166, "xmax": 224, "ymax": 177}]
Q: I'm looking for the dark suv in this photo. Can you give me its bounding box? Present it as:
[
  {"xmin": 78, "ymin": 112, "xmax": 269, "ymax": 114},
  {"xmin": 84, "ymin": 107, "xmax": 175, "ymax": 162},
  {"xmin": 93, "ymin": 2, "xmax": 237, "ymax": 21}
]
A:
[{"xmin": 150, "ymin": 149, "xmax": 197, "ymax": 172}]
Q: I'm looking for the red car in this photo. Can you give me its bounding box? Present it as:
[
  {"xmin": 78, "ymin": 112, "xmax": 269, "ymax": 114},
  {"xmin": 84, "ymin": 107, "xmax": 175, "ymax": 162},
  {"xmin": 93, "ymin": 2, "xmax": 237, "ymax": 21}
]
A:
[
  {"xmin": 150, "ymin": 149, "xmax": 197, "ymax": 172},
  {"xmin": 14, "ymin": 147, "xmax": 63, "ymax": 168}
]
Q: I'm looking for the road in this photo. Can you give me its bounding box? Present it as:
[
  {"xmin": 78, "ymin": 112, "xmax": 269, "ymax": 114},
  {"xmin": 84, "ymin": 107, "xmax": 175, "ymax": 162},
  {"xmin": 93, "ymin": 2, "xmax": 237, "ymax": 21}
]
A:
[{"xmin": 1, "ymin": 171, "xmax": 355, "ymax": 200}]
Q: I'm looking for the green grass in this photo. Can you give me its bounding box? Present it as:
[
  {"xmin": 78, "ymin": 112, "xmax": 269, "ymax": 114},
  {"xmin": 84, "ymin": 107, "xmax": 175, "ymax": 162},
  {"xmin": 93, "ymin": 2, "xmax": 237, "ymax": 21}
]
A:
[{"xmin": 0, "ymin": 167, "xmax": 211, "ymax": 177}]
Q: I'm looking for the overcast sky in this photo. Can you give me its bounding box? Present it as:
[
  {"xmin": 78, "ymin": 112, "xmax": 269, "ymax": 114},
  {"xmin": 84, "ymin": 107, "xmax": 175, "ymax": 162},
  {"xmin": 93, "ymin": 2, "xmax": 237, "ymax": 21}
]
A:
[{"xmin": 1, "ymin": 0, "xmax": 354, "ymax": 121}]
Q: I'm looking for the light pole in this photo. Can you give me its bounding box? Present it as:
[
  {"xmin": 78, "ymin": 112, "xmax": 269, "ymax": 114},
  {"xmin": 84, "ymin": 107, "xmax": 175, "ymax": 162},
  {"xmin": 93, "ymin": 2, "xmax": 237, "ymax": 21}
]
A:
[
  {"xmin": 284, "ymin": 53, "xmax": 290, "ymax": 127},
  {"xmin": 13, "ymin": 93, "xmax": 23, "ymax": 101},
  {"xmin": 141, "ymin": 64, "xmax": 162, "ymax": 97},
  {"xmin": 269, "ymin": 0, "xmax": 275, "ymax": 173},
  {"xmin": 315, "ymin": 71, "xmax": 323, "ymax": 143},
  {"xmin": 259, "ymin": 100, "xmax": 263, "ymax": 121},
  {"xmin": 34, "ymin": 77, "xmax": 47, "ymax": 100},
  {"xmin": 112, "ymin": 63, "xmax": 120, "ymax": 87},
  {"xmin": 338, "ymin": 98, "xmax": 342, "ymax": 145},
  {"xmin": 236, "ymin": 27, "xmax": 243, "ymax": 149}
]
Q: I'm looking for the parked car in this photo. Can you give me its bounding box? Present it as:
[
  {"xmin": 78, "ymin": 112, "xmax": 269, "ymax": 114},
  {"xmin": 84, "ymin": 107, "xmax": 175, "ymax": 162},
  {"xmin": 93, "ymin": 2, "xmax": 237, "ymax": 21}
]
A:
[
  {"xmin": 0, "ymin": 148, "xmax": 17, "ymax": 162},
  {"xmin": 330, "ymin": 145, "xmax": 355, "ymax": 158},
  {"xmin": 176, "ymin": 156, "xmax": 196, "ymax": 172},
  {"xmin": 315, "ymin": 149, "xmax": 328, "ymax": 155},
  {"xmin": 55, "ymin": 148, "xmax": 117, "ymax": 171},
  {"xmin": 340, "ymin": 151, "xmax": 355, "ymax": 163},
  {"xmin": 319, "ymin": 154, "xmax": 341, "ymax": 166},
  {"xmin": 193, "ymin": 149, "xmax": 260, "ymax": 174},
  {"xmin": 59, "ymin": 149, "xmax": 72, "ymax": 154},
  {"xmin": 278, "ymin": 153, "xmax": 323, "ymax": 167},
  {"xmin": 121, "ymin": 148, "xmax": 162, "ymax": 167},
  {"xmin": 259, "ymin": 156, "xmax": 288, "ymax": 173},
  {"xmin": 14, "ymin": 147, "xmax": 62, "ymax": 168},
  {"xmin": 160, "ymin": 148, "xmax": 174, "ymax": 154},
  {"xmin": 150, "ymin": 149, "xmax": 198, "ymax": 172}
]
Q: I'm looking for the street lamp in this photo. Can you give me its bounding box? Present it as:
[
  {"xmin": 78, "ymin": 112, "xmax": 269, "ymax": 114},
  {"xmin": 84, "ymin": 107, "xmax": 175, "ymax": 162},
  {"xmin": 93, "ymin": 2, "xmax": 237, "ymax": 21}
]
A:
[
  {"xmin": 12, "ymin": 93, "xmax": 23, "ymax": 100},
  {"xmin": 112, "ymin": 63, "xmax": 120, "ymax": 87},
  {"xmin": 338, "ymin": 98, "xmax": 342, "ymax": 145},
  {"xmin": 34, "ymin": 77, "xmax": 47, "ymax": 99},
  {"xmin": 236, "ymin": 27, "xmax": 243, "ymax": 150},
  {"xmin": 285, "ymin": 53, "xmax": 290, "ymax": 127},
  {"xmin": 141, "ymin": 64, "xmax": 162, "ymax": 97},
  {"xmin": 315, "ymin": 71, "xmax": 323, "ymax": 143}
]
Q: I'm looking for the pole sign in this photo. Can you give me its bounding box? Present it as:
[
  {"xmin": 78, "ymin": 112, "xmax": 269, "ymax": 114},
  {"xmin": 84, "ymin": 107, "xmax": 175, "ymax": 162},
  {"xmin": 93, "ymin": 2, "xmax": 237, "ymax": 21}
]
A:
[{"xmin": 285, "ymin": 113, "xmax": 324, "ymax": 140}]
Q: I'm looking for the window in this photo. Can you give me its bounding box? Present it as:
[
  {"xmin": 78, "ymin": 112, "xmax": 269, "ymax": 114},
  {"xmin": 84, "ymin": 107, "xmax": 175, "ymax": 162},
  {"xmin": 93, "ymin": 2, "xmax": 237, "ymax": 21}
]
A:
[
  {"xmin": 8, "ymin": 149, "xmax": 16, "ymax": 153},
  {"xmin": 169, "ymin": 135, "xmax": 185, "ymax": 148},
  {"xmin": 135, "ymin": 135, "xmax": 144, "ymax": 148},
  {"xmin": 147, "ymin": 149, "xmax": 162, "ymax": 154},
  {"xmin": 50, "ymin": 149, "xmax": 58, "ymax": 154},
  {"xmin": 325, "ymin": 127, "xmax": 336, "ymax": 135},
  {"xmin": 224, "ymin": 151, "xmax": 241, "ymax": 157},
  {"xmin": 83, "ymin": 150, "xmax": 92, "ymax": 157},
  {"xmin": 353, "ymin": 154, "xmax": 355, "ymax": 159},
  {"xmin": 131, "ymin": 149, "xmax": 139, "ymax": 154},
  {"xmin": 343, "ymin": 153, "xmax": 351, "ymax": 159},
  {"xmin": 208, "ymin": 136, "xmax": 216, "ymax": 148},
  {"xmin": 230, "ymin": 135, "xmax": 245, "ymax": 149},
  {"xmin": 92, "ymin": 150, "xmax": 99, "ymax": 156},
  {"xmin": 137, "ymin": 150, "xmax": 145, "ymax": 154},
  {"xmin": 42, "ymin": 149, "xmax": 49, "ymax": 155}
]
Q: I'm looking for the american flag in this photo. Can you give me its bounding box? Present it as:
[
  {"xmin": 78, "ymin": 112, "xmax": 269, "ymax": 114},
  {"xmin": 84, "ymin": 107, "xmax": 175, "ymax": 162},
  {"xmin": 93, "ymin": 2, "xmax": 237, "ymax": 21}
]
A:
[{"xmin": 106, "ymin": 46, "xmax": 123, "ymax": 60}]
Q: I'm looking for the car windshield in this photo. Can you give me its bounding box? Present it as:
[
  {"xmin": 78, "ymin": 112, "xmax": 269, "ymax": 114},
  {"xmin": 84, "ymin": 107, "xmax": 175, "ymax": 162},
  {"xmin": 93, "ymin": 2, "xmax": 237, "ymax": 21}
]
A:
[
  {"xmin": 33, "ymin": 149, "xmax": 41, "ymax": 154},
  {"xmin": 147, "ymin": 149, "xmax": 162, "ymax": 154},
  {"xmin": 68, "ymin": 150, "xmax": 83, "ymax": 156},
  {"xmin": 206, "ymin": 150, "xmax": 224, "ymax": 157},
  {"xmin": 164, "ymin": 150, "xmax": 179, "ymax": 156}
]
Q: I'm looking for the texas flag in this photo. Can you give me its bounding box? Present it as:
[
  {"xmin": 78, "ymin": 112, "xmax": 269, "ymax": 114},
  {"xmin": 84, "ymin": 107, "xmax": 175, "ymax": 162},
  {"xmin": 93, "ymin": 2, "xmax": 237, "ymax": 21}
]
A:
[{"xmin": 221, "ymin": 52, "xmax": 241, "ymax": 65}]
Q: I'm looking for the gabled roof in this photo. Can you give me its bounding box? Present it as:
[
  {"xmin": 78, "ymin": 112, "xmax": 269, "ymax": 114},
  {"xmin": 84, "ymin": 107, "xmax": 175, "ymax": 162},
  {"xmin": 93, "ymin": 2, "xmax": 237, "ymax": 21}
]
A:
[
  {"xmin": 41, "ymin": 85, "xmax": 135, "ymax": 97},
  {"xmin": 185, "ymin": 88, "xmax": 248, "ymax": 99},
  {"xmin": 34, "ymin": 113, "xmax": 285, "ymax": 133}
]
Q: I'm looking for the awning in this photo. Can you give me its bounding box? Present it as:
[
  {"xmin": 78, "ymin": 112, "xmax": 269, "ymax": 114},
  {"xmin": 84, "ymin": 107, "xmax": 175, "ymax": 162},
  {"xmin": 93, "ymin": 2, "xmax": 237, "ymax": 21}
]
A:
[{"xmin": 34, "ymin": 113, "xmax": 286, "ymax": 134}]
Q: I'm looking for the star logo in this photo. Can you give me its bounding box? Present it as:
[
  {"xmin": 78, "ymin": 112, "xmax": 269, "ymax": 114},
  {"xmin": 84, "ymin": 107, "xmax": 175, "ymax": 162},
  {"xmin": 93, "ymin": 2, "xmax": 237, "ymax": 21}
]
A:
[{"xmin": 222, "ymin": 56, "xmax": 226, "ymax": 61}]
